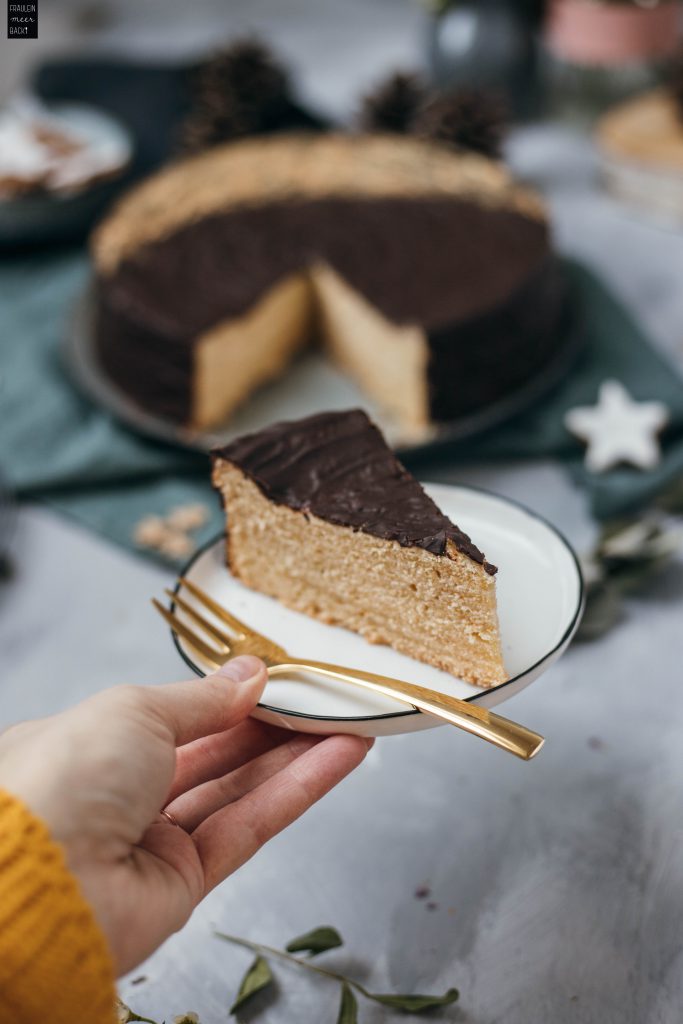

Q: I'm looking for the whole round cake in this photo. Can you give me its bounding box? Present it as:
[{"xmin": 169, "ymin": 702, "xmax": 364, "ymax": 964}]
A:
[{"xmin": 92, "ymin": 132, "xmax": 571, "ymax": 437}]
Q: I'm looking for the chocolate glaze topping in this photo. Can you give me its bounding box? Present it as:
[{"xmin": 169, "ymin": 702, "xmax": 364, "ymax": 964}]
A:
[
  {"xmin": 213, "ymin": 409, "xmax": 497, "ymax": 574},
  {"xmin": 101, "ymin": 196, "xmax": 550, "ymax": 337}
]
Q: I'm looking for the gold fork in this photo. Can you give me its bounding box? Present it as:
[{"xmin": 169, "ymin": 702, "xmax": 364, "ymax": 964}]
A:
[{"xmin": 153, "ymin": 578, "xmax": 544, "ymax": 761}]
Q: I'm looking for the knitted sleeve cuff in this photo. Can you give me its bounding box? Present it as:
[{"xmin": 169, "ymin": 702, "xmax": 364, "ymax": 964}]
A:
[{"xmin": 0, "ymin": 788, "xmax": 117, "ymax": 1023}]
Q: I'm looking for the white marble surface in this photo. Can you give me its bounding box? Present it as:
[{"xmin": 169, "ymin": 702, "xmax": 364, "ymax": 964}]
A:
[{"xmin": 2, "ymin": 1, "xmax": 683, "ymax": 1021}]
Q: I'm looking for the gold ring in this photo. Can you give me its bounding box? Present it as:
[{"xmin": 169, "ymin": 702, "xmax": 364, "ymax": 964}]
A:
[{"xmin": 159, "ymin": 808, "xmax": 182, "ymax": 828}]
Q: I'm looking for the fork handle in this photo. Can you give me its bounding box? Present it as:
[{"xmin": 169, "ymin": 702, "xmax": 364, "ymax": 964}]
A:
[{"xmin": 268, "ymin": 659, "xmax": 544, "ymax": 761}]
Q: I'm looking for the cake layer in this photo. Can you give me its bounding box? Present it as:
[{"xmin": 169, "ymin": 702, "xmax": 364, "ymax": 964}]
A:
[
  {"xmin": 97, "ymin": 195, "xmax": 552, "ymax": 336},
  {"xmin": 212, "ymin": 410, "xmax": 506, "ymax": 686},
  {"xmin": 311, "ymin": 263, "xmax": 429, "ymax": 431},
  {"xmin": 194, "ymin": 274, "xmax": 312, "ymax": 429},
  {"xmin": 96, "ymin": 287, "xmax": 193, "ymax": 422},
  {"xmin": 93, "ymin": 133, "xmax": 543, "ymax": 274},
  {"xmin": 427, "ymin": 253, "xmax": 570, "ymax": 422},
  {"xmin": 213, "ymin": 409, "xmax": 496, "ymax": 571}
]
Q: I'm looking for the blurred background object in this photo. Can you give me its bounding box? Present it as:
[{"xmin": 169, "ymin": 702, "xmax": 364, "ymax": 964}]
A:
[
  {"xmin": 179, "ymin": 39, "xmax": 326, "ymax": 153},
  {"xmin": 0, "ymin": 95, "xmax": 131, "ymax": 247},
  {"xmin": 542, "ymin": 0, "xmax": 681, "ymax": 121},
  {"xmin": 595, "ymin": 47, "xmax": 683, "ymax": 223},
  {"xmin": 0, "ymin": 473, "xmax": 15, "ymax": 584},
  {"xmin": 0, "ymin": 33, "xmax": 328, "ymax": 248},
  {"xmin": 424, "ymin": 0, "xmax": 544, "ymax": 117}
]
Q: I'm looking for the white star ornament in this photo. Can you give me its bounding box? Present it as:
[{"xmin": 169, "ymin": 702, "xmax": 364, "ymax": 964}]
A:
[{"xmin": 564, "ymin": 380, "xmax": 669, "ymax": 473}]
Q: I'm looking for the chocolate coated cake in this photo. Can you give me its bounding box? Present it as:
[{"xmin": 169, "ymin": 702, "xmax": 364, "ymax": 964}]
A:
[
  {"xmin": 93, "ymin": 133, "xmax": 570, "ymax": 436},
  {"xmin": 212, "ymin": 409, "xmax": 506, "ymax": 686}
]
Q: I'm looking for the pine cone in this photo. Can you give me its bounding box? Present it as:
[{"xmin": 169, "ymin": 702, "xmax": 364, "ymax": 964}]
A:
[
  {"xmin": 360, "ymin": 72, "xmax": 428, "ymax": 134},
  {"xmin": 182, "ymin": 39, "xmax": 292, "ymax": 152},
  {"xmin": 413, "ymin": 89, "xmax": 507, "ymax": 160}
]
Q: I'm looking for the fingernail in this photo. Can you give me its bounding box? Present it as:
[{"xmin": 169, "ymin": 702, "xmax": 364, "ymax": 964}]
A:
[{"xmin": 216, "ymin": 655, "xmax": 264, "ymax": 684}]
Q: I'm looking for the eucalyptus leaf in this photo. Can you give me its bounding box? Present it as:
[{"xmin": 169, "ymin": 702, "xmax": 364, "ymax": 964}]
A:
[
  {"xmin": 576, "ymin": 506, "xmax": 683, "ymax": 644},
  {"xmin": 579, "ymin": 554, "xmax": 604, "ymax": 588},
  {"xmin": 610, "ymin": 555, "xmax": 675, "ymax": 593},
  {"xmin": 285, "ymin": 925, "xmax": 343, "ymax": 957},
  {"xmin": 603, "ymin": 531, "xmax": 682, "ymax": 569},
  {"xmin": 657, "ymin": 478, "xmax": 683, "ymax": 515},
  {"xmin": 644, "ymin": 527, "xmax": 683, "ymax": 560},
  {"xmin": 576, "ymin": 582, "xmax": 622, "ymax": 641},
  {"xmin": 336, "ymin": 982, "xmax": 358, "ymax": 1023},
  {"xmin": 599, "ymin": 518, "xmax": 659, "ymax": 559},
  {"xmin": 419, "ymin": 0, "xmax": 452, "ymax": 13},
  {"xmin": 230, "ymin": 956, "xmax": 274, "ymax": 1015},
  {"xmin": 368, "ymin": 987, "xmax": 459, "ymax": 1012}
]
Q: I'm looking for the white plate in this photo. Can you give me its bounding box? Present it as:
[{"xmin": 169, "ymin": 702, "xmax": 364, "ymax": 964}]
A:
[{"xmin": 170, "ymin": 483, "xmax": 584, "ymax": 736}]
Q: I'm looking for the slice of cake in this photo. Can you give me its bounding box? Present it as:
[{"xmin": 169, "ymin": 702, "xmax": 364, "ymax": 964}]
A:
[{"xmin": 211, "ymin": 409, "xmax": 506, "ymax": 687}]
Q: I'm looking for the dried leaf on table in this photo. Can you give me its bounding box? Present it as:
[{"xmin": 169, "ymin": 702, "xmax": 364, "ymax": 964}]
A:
[
  {"xmin": 336, "ymin": 982, "xmax": 358, "ymax": 1023},
  {"xmin": 367, "ymin": 986, "xmax": 459, "ymax": 1012},
  {"xmin": 230, "ymin": 955, "xmax": 274, "ymax": 1016},
  {"xmin": 285, "ymin": 925, "xmax": 344, "ymax": 957}
]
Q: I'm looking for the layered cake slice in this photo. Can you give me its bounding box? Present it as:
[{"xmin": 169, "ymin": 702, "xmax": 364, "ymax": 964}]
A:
[{"xmin": 211, "ymin": 409, "xmax": 506, "ymax": 687}]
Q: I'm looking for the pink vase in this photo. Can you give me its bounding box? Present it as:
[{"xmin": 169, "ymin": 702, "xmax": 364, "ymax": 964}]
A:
[{"xmin": 545, "ymin": 0, "xmax": 681, "ymax": 66}]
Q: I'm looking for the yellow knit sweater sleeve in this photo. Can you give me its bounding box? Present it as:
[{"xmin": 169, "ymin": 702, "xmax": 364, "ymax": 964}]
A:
[{"xmin": 0, "ymin": 789, "xmax": 117, "ymax": 1023}]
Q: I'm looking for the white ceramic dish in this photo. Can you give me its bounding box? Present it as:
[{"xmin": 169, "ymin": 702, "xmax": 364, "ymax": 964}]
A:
[{"xmin": 169, "ymin": 483, "xmax": 584, "ymax": 737}]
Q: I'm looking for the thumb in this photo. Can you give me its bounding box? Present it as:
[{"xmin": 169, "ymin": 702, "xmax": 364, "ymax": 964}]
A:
[{"xmin": 146, "ymin": 656, "xmax": 267, "ymax": 746}]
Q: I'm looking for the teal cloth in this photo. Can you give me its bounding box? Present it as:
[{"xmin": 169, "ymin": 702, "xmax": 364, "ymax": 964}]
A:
[{"xmin": 1, "ymin": 250, "xmax": 682, "ymax": 566}]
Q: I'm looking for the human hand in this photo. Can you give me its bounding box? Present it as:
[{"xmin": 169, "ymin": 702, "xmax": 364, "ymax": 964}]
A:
[{"xmin": 0, "ymin": 656, "xmax": 371, "ymax": 974}]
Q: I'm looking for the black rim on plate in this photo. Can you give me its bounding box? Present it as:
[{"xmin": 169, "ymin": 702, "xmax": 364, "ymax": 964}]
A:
[{"xmin": 169, "ymin": 487, "xmax": 585, "ymax": 723}]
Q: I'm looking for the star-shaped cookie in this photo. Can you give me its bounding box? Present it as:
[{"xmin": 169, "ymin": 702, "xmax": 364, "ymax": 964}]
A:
[{"xmin": 565, "ymin": 380, "xmax": 669, "ymax": 473}]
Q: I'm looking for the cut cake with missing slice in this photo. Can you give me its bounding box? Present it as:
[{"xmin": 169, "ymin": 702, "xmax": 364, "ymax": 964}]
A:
[{"xmin": 211, "ymin": 409, "xmax": 506, "ymax": 687}]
